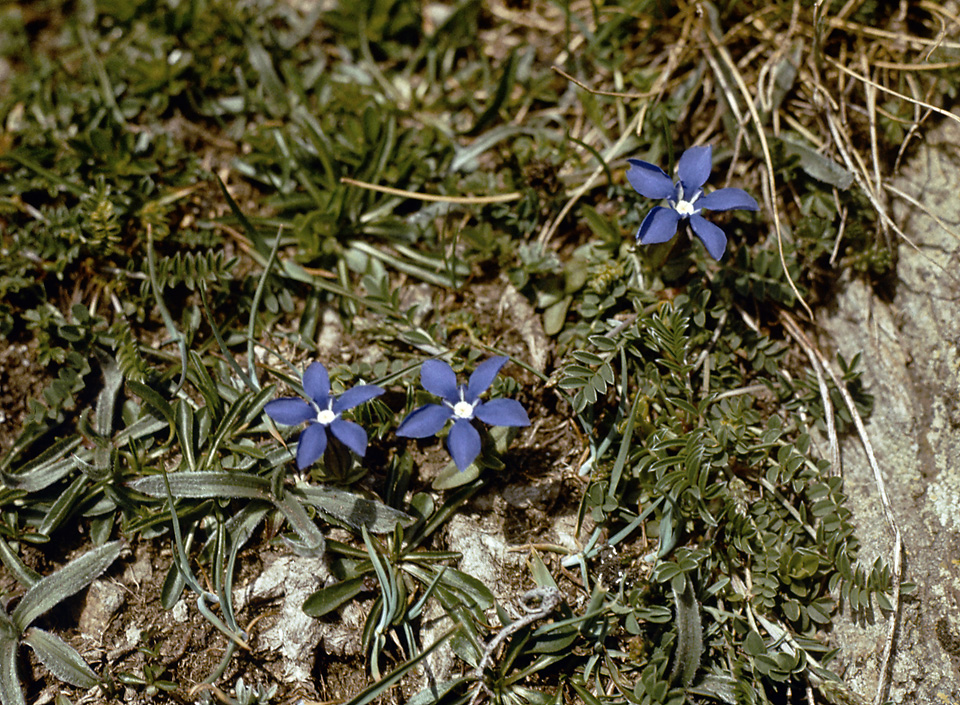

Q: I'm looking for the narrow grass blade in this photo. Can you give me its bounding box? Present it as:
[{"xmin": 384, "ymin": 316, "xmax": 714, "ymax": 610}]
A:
[
  {"xmin": 22, "ymin": 628, "xmax": 98, "ymax": 688},
  {"xmin": 12, "ymin": 541, "xmax": 122, "ymax": 633},
  {"xmin": 343, "ymin": 626, "xmax": 459, "ymax": 705},
  {"xmin": 246, "ymin": 227, "xmax": 283, "ymax": 392}
]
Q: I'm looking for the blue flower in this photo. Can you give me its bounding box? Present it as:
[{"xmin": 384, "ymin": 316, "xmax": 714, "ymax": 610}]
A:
[
  {"xmin": 626, "ymin": 145, "xmax": 759, "ymax": 260},
  {"xmin": 264, "ymin": 362, "xmax": 384, "ymax": 469},
  {"xmin": 396, "ymin": 357, "xmax": 530, "ymax": 471}
]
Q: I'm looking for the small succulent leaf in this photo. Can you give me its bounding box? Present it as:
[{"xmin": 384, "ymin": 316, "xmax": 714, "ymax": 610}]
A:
[
  {"xmin": 13, "ymin": 541, "xmax": 122, "ymax": 633},
  {"xmin": 396, "ymin": 404, "xmax": 451, "ymax": 438},
  {"xmin": 431, "ymin": 458, "xmax": 481, "ymax": 490},
  {"xmin": 677, "ymin": 145, "xmax": 712, "ymax": 194},
  {"xmin": 419, "ymin": 360, "xmax": 459, "ymax": 400},
  {"xmin": 161, "ymin": 560, "xmax": 187, "ymax": 609},
  {"xmin": 636, "ymin": 207, "xmax": 681, "ymax": 245},
  {"xmin": 329, "ymin": 419, "xmax": 368, "ymax": 456},
  {"xmin": 465, "ymin": 356, "xmax": 508, "ymax": 400},
  {"xmin": 697, "ymin": 187, "xmax": 759, "ymax": 212},
  {"xmin": 0, "ymin": 633, "xmax": 25, "ymax": 705},
  {"xmin": 447, "ymin": 419, "xmax": 481, "ymax": 472},
  {"xmin": 474, "ymin": 399, "xmax": 530, "ymax": 427},
  {"xmin": 296, "ymin": 423, "xmax": 328, "ymax": 469},
  {"xmin": 626, "ymin": 159, "xmax": 675, "ymax": 199},
  {"xmin": 302, "ymin": 576, "xmax": 366, "ymax": 618},
  {"xmin": 23, "ymin": 628, "xmax": 99, "ymax": 688},
  {"xmin": 333, "ymin": 385, "xmax": 384, "ymax": 413},
  {"xmin": 689, "ymin": 214, "xmax": 728, "ymax": 260}
]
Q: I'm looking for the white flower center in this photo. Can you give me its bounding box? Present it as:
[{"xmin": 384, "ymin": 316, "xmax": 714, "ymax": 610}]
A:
[
  {"xmin": 316, "ymin": 408, "xmax": 336, "ymax": 425},
  {"xmin": 452, "ymin": 400, "xmax": 476, "ymax": 419},
  {"xmin": 675, "ymin": 199, "xmax": 695, "ymax": 216}
]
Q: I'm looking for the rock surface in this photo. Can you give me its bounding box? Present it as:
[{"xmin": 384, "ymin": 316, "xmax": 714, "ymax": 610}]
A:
[{"xmin": 820, "ymin": 119, "xmax": 960, "ymax": 702}]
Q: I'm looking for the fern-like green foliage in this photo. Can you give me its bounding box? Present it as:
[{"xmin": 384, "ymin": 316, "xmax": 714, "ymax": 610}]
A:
[{"xmin": 144, "ymin": 249, "xmax": 237, "ymax": 292}]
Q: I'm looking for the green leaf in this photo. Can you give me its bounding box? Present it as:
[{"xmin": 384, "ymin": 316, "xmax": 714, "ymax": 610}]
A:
[
  {"xmin": 343, "ymin": 626, "xmax": 459, "ymax": 705},
  {"xmin": 0, "ymin": 627, "xmax": 25, "ymax": 705},
  {"xmin": 406, "ymin": 677, "xmax": 470, "ymax": 705},
  {"xmin": 0, "ymin": 540, "xmax": 39, "ymax": 590},
  {"xmin": 779, "ymin": 134, "xmax": 853, "ymax": 189},
  {"xmin": 298, "ymin": 486, "xmax": 414, "ymax": 534},
  {"xmin": 0, "ymin": 437, "xmax": 83, "ymax": 492},
  {"xmin": 668, "ymin": 574, "xmax": 702, "ymax": 688},
  {"xmin": 12, "ymin": 541, "xmax": 123, "ymax": 633},
  {"xmin": 131, "ymin": 472, "xmax": 270, "ymax": 500},
  {"xmin": 302, "ymin": 576, "xmax": 366, "ymax": 618},
  {"xmin": 22, "ymin": 628, "xmax": 99, "ymax": 688},
  {"xmin": 744, "ymin": 630, "xmax": 767, "ymax": 657},
  {"xmin": 93, "ymin": 348, "xmax": 123, "ymax": 438}
]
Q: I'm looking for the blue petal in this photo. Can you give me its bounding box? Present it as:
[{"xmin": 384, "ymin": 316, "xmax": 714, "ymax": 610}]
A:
[
  {"xmin": 636, "ymin": 207, "xmax": 681, "ymax": 245},
  {"xmin": 447, "ymin": 419, "xmax": 481, "ymax": 472},
  {"xmin": 697, "ymin": 187, "xmax": 759, "ymax": 212},
  {"xmin": 333, "ymin": 385, "xmax": 384, "ymax": 413},
  {"xmin": 396, "ymin": 404, "xmax": 452, "ymax": 438},
  {"xmin": 329, "ymin": 419, "xmax": 369, "ymax": 456},
  {"xmin": 264, "ymin": 398, "xmax": 314, "ymax": 426},
  {"xmin": 626, "ymin": 159, "xmax": 676, "ymax": 199},
  {"xmin": 677, "ymin": 145, "xmax": 712, "ymax": 195},
  {"xmin": 465, "ymin": 357, "xmax": 507, "ymax": 401},
  {"xmin": 474, "ymin": 399, "xmax": 530, "ymax": 427},
  {"xmin": 296, "ymin": 423, "xmax": 327, "ymax": 469},
  {"xmin": 303, "ymin": 362, "xmax": 331, "ymax": 403},
  {"xmin": 689, "ymin": 214, "xmax": 727, "ymax": 260},
  {"xmin": 420, "ymin": 360, "xmax": 459, "ymax": 401}
]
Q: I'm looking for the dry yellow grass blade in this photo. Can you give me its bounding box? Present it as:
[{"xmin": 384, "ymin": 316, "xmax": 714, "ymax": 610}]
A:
[{"xmin": 339, "ymin": 177, "xmax": 521, "ymax": 204}]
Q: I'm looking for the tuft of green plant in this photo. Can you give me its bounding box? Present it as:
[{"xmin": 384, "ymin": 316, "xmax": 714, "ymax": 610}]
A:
[{"xmin": 0, "ymin": 541, "xmax": 122, "ymax": 705}]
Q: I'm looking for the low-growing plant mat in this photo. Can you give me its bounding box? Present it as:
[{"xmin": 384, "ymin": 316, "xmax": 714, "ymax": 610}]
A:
[{"xmin": 0, "ymin": 0, "xmax": 957, "ymax": 703}]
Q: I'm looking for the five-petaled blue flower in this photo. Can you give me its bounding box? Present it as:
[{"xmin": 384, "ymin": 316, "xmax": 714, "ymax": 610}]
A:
[
  {"xmin": 627, "ymin": 145, "xmax": 759, "ymax": 260},
  {"xmin": 264, "ymin": 362, "xmax": 384, "ymax": 469},
  {"xmin": 396, "ymin": 357, "xmax": 530, "ymax": 471}
]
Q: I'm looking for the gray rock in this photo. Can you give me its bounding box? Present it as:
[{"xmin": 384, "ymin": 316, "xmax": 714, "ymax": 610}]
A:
[{"xmin": 820, "ymin": 119, "xmax": 960, "ymax": 702}]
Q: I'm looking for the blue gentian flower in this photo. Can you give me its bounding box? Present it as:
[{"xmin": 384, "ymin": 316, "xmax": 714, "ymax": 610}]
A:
[
  {"xmin": 396, "ymin": 357, "xmax": 530, "ymax": 471},
  {"xmin": 264, "ymin": 362, "xmax": 384, "ymax": 469},
  {"xmin": 627, "ymin": 145, "xmax": 759, "ymax": 260}
]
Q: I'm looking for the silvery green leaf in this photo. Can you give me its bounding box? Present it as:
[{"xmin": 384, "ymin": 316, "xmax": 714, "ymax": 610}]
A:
[
  {"xmin": 12, "ymin": 541, "xmax": 122, "ymax": 633},
  {"xmin": 297, "ymin": 486, "xmax": 414, "ymax": 534},
  {"xmin": 779, "ymin": 135, "xmax": 853, "ymax": 189},
  {"xmin": 130, "ymin": 472, "xmax": 271, "ymax": 500},
  {"xmin": 0, "ymin": 437, "xmax": 82, "ymax": 492},
  {"xmin": 22, "ymin": 628, "xmax": 98, "ymax": 688},
  {"xmin": 668, "ymin": 574, "xmax": 703, "ymax": 689},
  {"xmin": 93, "ymin": 348, "xmax": 123, "ymax": 439},
  {"xmin": 0, "ymin": 629, "xmax": 24, "ymax": 705}
]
